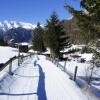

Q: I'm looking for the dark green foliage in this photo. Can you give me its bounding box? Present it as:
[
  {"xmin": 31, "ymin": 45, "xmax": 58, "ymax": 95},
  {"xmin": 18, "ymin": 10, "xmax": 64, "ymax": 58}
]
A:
[
  {"xmin": 19, "ymin": 45, "xmax": 28, "ymax": 53},
  {"xmin": 65, "ymin": 0, "xmax": 100, "ymax": 44},
  {"xmin": 93, "ymin": 51, "xmax": 100, "ymax": 67},
  {"xmin": 0, "ymin": 63, "xmax": 4, "ymax": 71},
  {"xmin": 44, "ymin": 12, "xmax": 71, "ymax": 59},
  {"xmin": 65, "ymin": 0, "xmax": 100, "ymax": 68},
  {"xmin": 93, "ymin": 40, "xmax": 100, "ymax": 67},
  {"xmin": 81, "ymin": 46, "xmax": 94, "ymax": 53},
  {"xmin": 0, "ymin": 37, "xmax": 8, "ymax": 46},
  {"xmin": 32, "ymin": 23, "xmax": 46, "ymax": 52}
]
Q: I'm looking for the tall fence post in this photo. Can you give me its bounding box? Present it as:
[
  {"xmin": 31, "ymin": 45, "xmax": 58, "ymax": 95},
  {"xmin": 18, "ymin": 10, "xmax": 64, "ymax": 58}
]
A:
[
  {"xmin": 9, "ymin": 58, "xmax": 13, "ymax": 75},
  {"xmin": 30, "ymin": 53, "xmax": 31, "ymax": 58},
  {"xmin": 64, "ymin": 61, "xmax": 67, "ymax": 71},
  {"xmin": 22, "ymin": 55, "xmax": 23, "ymax": 62},
  {"xmin": 74, "ymin": 66, "xmax": 78, "ymax": 81},
  {"xmin": 18, "ymin": 56, "xmax": 20, "ymax": 66},
  {"xmin": 55, "ymin": 58, "xmax": 58, "ymax": 67},
  {"xmin": 20, "ymin": 56, "xmax": 22, "ymax": 64}
]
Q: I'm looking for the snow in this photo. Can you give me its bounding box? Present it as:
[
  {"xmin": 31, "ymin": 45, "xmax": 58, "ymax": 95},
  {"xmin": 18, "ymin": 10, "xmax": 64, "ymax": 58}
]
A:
[
  {"xmin": 29, "ymin": 49, "xmax": 34, "ymax": 53},
  {"xmin": 0, "ymin": 20, "xmax": 36, "ymax": 31},
  {"xmin": 79, "ymin": 53, "xmax": 93, "ymax": 61},
  {"xmin": 59, "ymin": 53, "xmax": 99, "ymax": 78},
  {"xmin": 59, "ymin": 53, "xmax": 100, "ymax": 99},
  {"xmin": 20, "ymin": 22, "xmax": 36, "ymax": 29},
  {"xmin": 0, "ymin": 46, "xmax": 18, "ymax": 63},
  {"xmin": 0, "ymin": 46, "xmax": 28, "ymax": 63},
  {"xmin": 60, "ymin": 44, "xmax": 84, "ymax": 53},
  {"xmin": 19, "ymin": 42, "xmax": 29, "ymax": 46},
  {"xmin": 38, "ymin": 56, "xmax": 89, "ymax": 100},
  {"xmin": 0, "ymin": 55, "xmax": 90, "ymax": 100},
  {"xmin": 0, "ymin": 46, "xmax": 99, "ymax": 100},
  {"xmin": 4, "ymin": 20, "xmax": 12, "ymax": 29}
]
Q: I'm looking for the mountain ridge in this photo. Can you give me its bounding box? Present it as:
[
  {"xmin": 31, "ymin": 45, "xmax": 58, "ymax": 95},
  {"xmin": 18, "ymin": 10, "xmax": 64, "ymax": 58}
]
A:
[
  {"xmin": 0, "ymin": 20, "xmax": 36, "ymax": 44},
  {"xmin": 0, "ymin": 20, "xmax": 36, "ymax": 31}
]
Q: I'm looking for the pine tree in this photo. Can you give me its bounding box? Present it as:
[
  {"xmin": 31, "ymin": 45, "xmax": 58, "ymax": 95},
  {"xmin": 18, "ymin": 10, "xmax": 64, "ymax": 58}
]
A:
[
  {"xmin": 65, "ymin": 0, "xmax": 100, "ymax": 83},
  {"xmin": 0, "ymin": 37, "xmax": 8, "ymax": 46},
  {"xmin": 65, "ymin": 0, "xmax": 100, "ymax": 44},
  {"xmin": 32, "ymin": 22, "xmax": 46, "ymax": 53},
  {"xmin": 44, "ymin": 12, "xmax": 71, "ymax": 59}
]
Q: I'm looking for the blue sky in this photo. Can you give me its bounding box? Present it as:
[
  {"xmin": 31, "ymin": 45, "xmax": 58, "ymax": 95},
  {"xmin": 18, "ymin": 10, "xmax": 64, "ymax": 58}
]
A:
[{"xmin": 0, "ymin": 0, "xmax": 80, "ymax": 24}]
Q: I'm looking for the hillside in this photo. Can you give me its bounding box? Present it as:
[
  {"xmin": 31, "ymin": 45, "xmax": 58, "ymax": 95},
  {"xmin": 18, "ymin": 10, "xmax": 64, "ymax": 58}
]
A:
[{"xmin": 62, "ymin": 17, "xmax": 85, "ymax": 44}]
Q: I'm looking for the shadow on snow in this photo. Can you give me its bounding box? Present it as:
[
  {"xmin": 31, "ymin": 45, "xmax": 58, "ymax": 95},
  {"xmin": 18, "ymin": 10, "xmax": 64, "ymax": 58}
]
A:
[
  {"xmin": 0, "ymin": 61, "xmax": 47, "ymax": 100},
  {"xmin": 0, "ymin": 92, "xmax": 37, "ymax": 96},
  {"xmin": 37, "ymin": 64, "xmax": 47, "ymax": 100}
]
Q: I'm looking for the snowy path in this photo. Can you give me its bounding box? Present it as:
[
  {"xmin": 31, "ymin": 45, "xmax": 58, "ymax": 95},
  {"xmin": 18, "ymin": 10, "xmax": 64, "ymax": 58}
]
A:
[
  {"xmin": 38, "ymin": 56, "xmax": 88, "ymax": 100},
  {"xmin": 0, "ymin": 58, "xmax": 39, "ymax": 100},
  {"xmin": 0, "ymin": 56, "xmax": 89, "ymax": 100}
]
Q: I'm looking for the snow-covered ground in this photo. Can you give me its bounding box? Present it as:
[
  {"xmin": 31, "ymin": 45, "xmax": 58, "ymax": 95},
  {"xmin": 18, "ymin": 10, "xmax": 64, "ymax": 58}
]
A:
[
  {"xmin": 0, "ymin": 46, "xmax": 99, "ymax": 100},
  {"xmin": 0, "ymin": 46, "xmax": 29, "ymax": 82},
  {"xmin": 59, "ymin": 53, "xmax": 100, "ymax": 99},
  {"xmin": 59, "ymin": 53, "xmax": 93, "ymax": 77},
  {"xmin": 0, "ymin": 46, "xmax": 28, "ymax": 63},
  {"xmin": 0, "ymin": 55, "xmax": 93, "ymax": 100},
  {"xmin": 0, "ymin": 46, "xmax": 18, "ymax": 63}
]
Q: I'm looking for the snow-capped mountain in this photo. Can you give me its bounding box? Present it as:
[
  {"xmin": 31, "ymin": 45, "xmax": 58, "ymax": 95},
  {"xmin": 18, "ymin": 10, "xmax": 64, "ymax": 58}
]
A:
[
  {"xmin": 0, "ymin": 20, "xmax": 36, "ymax": 31},
  {"xmin": 0, "ymin": 20, "xmax": 36, "ymax": 44},
  {"xmin": 4, "ymin": 27, "xmax": 33, "ymax": 44}
]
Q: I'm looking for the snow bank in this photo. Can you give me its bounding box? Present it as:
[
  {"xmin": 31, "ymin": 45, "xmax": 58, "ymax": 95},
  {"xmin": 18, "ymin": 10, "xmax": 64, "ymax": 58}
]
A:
[
  {"xmin": 0, "ymin": 46, "xmax": 28, "ymax": 63},
  {"xmin": 0, "ymin": 46, "xmax": 18, "ymax": 63}
]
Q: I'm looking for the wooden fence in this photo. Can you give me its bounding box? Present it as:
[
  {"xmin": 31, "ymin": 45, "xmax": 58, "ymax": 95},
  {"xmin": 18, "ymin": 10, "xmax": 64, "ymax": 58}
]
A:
[
  {"xmin": 46, "ymin": 56, "xmax": 78, "ymax": 81},
  {"xmin": 0, "ymin": 53, "xmax": 34, "ymax": 75},
  {"xmin": 0, "ymin": 54, "xmax": 78, "ymax": 81}
]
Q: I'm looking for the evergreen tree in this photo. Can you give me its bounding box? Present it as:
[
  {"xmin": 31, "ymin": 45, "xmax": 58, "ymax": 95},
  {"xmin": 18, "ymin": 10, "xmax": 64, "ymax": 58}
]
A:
[
  {"xmin": 32, "ymin": 22, "xmax": 46, "ymax": 52},
  {"xmin": 65, "ymin": 0, "xmax": 100, "ymax": 83},
  {"xmin": 0, "ymin": 37, "xmax": 8, "ymax": 46},
  {"xmin": 65, "ymin": 0, "xmax": 100, "ymax": 62},
  {"xmin": 65, "ymin": 0, "xmax": 100, "ymax": 44},
  {"xmin": 44, "ymin": 12, "xmax": 71, "ymax": 59}
]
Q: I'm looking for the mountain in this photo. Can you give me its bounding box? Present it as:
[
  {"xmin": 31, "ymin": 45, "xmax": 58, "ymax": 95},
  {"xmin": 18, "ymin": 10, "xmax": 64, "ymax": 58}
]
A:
[
  {"xmin": 0, "ymin": 20, "xmax": 35, "ymax": 31},
  {"xmin": 0, "ymin": 20, "xmax": 35, "ymax": 44},
  {"xmin": 4, "ymin": 27, "xmax": 33, "ymax": 43}
]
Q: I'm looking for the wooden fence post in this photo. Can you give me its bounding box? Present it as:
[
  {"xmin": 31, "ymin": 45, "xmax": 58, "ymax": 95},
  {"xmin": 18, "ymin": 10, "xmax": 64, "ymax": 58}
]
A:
[
  {"xmin": 54, "ymin": 59, "xmax": 56, "ymax": 64},
  {"xmin": 20, "ymin": 56, "xmax": 22, "ymax": 64},
  {"xmin": 64, "ymin": 61, "xmax": 67, "ymax": 71},
  {"xmin": 55, "ymin": 58, "xmax": 58, "ymax": 67},
  {"xmin": 22, "ymin": 55, "xmax": 23, "ymax": 62},
  {"xmin": 30, "ymin": 54, "xmax": 31, "ymax": 58},
  {"xmin": 74, "ymin": 66, "xmax": 78, "ymax": 81},
  {"xmin": 18, "ymin": 56, "xmax": 20, "ymax": 66},
  {"xmin": 9, "ymin": 58, "xmax": 12, "ymax": 75},
  {"xmin": 57, "ymin": 61, "xmax": 59, "ymax": 67}
]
